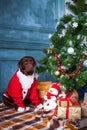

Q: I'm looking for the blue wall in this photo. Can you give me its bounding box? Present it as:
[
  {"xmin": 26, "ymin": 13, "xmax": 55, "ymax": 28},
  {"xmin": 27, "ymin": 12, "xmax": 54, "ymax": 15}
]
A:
[{"xmin": 0, "ymin": 0, "xmax": 65, "ymax": 99}]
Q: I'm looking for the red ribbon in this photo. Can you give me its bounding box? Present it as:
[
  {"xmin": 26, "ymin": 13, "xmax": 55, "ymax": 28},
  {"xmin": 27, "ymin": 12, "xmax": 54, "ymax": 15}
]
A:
[
  {"xmin": 59, "ymin": 96, "xmax": 79, "ymax": 107},
  {"xmin": 55, "ymin": 105, "xmax": 69, "ymax": 119},
  {"xmin": 54, "ymin": 96, "xmax": 79, "ymax": 118},
  {"xmin": 53, "ymin": 105, "xmax": 58, "ymax": 116},
  {"xmin": 66, "ymin": 106, "xmax": 69, "ymax": 119}
]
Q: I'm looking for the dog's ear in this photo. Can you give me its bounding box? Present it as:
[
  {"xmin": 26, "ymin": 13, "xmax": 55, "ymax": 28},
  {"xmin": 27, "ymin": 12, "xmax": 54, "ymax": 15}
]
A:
[
  {"xmin": 18, "ymin": 60, "xmax": 23, "ymax": 72},
  {"xmin": 18, "ymin": 57, "xmax": 24, "ymax": 70}
]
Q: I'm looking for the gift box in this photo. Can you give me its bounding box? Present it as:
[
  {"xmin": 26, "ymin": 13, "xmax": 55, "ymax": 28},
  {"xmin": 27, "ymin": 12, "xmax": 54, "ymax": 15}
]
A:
[
  {"xmin": 37, "ymin": 81, "xmax": 52, "ymax": 102},
  {"xmin": 37, "ymin": 81, "xmax": 52, "ymax": 91},
  {"xmin": 81, "ymin": 93, "xmax": 87, "ymax": 117},
  {"xmin": 57, "ymin": 92, "xmax": 79, "ymax": 107},
  {"xmin": 83, "ymin": 92, "xmax": 87, "ymax": 103},
  {"xmin": 54, "ymin": 106, "xmax": 81, "ymax": 120},
  {"xmin": 70, "ymin": 89, "xmax": 79, "ymax": 102},
  {"xmin": 81, "ymin": 104, "xmax": 87, "ymax": 117},
  {"xmin": 57, "ymin": 97, "xmax": 73, "ymax": 107}
]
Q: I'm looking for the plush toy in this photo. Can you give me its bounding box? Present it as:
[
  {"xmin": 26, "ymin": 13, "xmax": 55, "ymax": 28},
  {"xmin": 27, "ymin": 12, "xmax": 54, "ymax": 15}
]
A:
[
  {"xmin": 43, "ymin": 99, "xmax": 57, "ymax": 111},
  {"xmin": 59, "ymin": 91, "xmax": 66, "ymax": 98},
  {"xmin": 43, "ymin": 83, "xmax": 60, "ymax": 111}
]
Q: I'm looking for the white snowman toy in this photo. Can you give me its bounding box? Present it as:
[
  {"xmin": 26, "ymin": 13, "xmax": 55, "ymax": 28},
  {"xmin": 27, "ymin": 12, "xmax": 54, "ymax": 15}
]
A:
[{"xmin": 43, "ymin": 83, "xmax": 60, "ymax": 111}]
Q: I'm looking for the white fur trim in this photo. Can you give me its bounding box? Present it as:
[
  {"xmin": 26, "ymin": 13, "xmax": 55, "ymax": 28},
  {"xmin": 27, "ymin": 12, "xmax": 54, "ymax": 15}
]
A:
[
  {"xmin": 17, "ymin": 69, "xmax": 34, "ymax": 99},
  {"xmin": 18, "ymin": 107, "xmax": 25, "ymax": 112}
]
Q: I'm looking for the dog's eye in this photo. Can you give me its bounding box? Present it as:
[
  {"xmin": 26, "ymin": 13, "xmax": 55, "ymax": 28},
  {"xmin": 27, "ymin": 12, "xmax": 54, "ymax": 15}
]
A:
[
  {"xmin": 22, "ymin": 58, "xmax": 35, "ymax": 66},
  {"xmin": 28, "ymin": 59, "xmax": 34, "ymax": 65},
  {"xmin": 28, "ymin": 59, "xmax": 33, "ymax": 63}
]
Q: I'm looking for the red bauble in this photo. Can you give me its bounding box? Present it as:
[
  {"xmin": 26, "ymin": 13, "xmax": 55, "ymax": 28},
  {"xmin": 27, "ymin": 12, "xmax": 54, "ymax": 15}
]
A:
[{"xmin": 82, "ymin": 55, "xmax": 86, "ymax": 59}]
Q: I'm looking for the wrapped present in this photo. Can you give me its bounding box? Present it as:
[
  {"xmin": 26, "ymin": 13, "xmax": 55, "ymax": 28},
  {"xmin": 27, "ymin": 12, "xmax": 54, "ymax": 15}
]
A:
[
  {"xmin": 57, "ymin": 94, "xmax": 79, "ymax": 107},
  {"xmin": 81, "ymin": 104, "xmax": 87, "ymax": 117},
  {"xmin": 57, "ymin": 98, "xmax": 78, "ymax": 107},
  {"xmin": 81, "ymin": 93, "xmax": 87, "ymax": 117},
  {"xmin": 58, "ymin": 89, "xmax": 79, "ymax": 107},
  {"xmin": 54, "ymin": 105, "xmax": 81, "ymax": 120},
  {"xmin": 83, "ymin": 92, "xmax": 87, "ymax": 103},
  {"xmin": 70, "ymin": 89, "xmax": 79, "ymax": 103},
  {"xmin": 37, "ymin": 81, "xmax": 52, "ymax": 102},
  {"xmin": 37, "ymin": 81, "xmax": 52, "ymax": 91}
]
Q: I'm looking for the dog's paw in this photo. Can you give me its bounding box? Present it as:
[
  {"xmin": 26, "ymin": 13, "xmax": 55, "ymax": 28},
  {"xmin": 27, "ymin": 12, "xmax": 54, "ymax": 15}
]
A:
[
  {"xmin": 25, "ymin": 107, "xmax": 30, "ymax": 111},
  {"xmin": 34, "ymin": 104, "xmax": 43, "ymax": 112},
  {"xmin": 37, "ymin": 104, "xmax": 43, "ymax": 109},
  {"xmin": 18, "ymin": 107, "xmax": 25, "ymax": 112}
]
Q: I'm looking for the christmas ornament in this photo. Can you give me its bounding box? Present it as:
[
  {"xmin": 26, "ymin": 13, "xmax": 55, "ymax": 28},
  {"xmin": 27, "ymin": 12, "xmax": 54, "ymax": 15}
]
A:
[
  {"xmin": 54, "ymin": 50, "xmax": 85, "ymax": 78},
  {"xmin": 67, "ymin": 47, "xmax": 74, "ymax": 54},
  {"xmin": 48, "ymin": 34, "xmax": 52, "ymax": 39},
  {"xmin": 49, "ymin": 49, "xmax": 53, "ymax": 54},
  {"xmin": 83, "ymin": 60, "xmax": 87, "ymax": 68},
  {"xmin": 82, "ymin": 55, "xmax": 86, "ymax": 59},
  {"xmin": 54, "ymin": 70, "xmax": 60, "ymax": 76},
  {"xmin": 83, "ymin": 51, "xmax": 87, "ymax": 56},
  {"xmin": 69, "ymin": 40, "xmax": 72, "ymax": 46},
  {"xmin": 72, "ymin": 22, "xmax": 78, "ymax": 28},
  {"xmin": 50, "ymin": 44, "xmax": 54, "ymax": 48},
  {"xmin": 62, "ymin": 29, "xmax": 66, "ymax": 37},
  {"xmin": 48, "ymin": 48, "xmax": 53, "ymax": 54}
]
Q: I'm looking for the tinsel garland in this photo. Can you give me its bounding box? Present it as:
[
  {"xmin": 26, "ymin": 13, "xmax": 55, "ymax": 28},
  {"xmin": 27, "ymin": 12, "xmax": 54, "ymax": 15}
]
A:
[{"xmin": 54, "ymin": 50, "xmax": 85, "ymax": 78}]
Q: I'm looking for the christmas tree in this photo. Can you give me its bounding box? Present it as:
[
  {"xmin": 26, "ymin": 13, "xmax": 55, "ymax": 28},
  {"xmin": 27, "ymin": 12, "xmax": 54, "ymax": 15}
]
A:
[{"xmin": 37, "ymin": 0, "xmax": 87, "ymax": 91}]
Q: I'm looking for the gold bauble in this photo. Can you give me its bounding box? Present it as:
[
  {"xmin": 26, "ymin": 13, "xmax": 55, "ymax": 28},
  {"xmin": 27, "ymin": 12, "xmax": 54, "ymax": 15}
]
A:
[
  {"xmin": 54, "ymin": 70, "xmax": 60, "ymax": 76},
  {"xmin": 49, "ymin": 49, "xmax": 53, "ymax": 54}
]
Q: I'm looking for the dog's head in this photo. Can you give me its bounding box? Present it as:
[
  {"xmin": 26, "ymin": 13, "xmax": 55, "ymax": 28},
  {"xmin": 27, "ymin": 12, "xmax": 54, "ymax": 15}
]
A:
[{"xmin": 18, "ymin": 56, "xmax": 36, "ymax": 75}]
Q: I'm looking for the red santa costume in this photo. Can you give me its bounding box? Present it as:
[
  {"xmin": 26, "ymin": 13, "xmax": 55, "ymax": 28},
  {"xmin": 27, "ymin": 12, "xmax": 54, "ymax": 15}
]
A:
[{"xmin": 3, "ymin": 69, "xmax": 41, "ymax": 109}]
